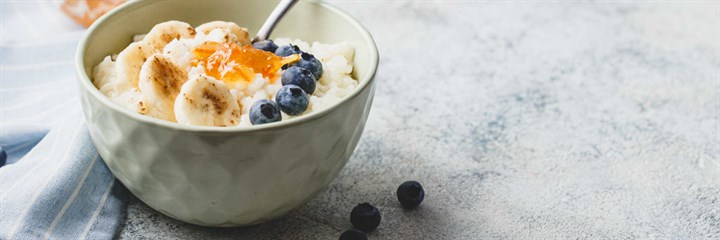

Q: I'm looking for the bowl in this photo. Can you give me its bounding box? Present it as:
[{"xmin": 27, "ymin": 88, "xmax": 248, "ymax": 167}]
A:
[{"xmin": 75, "ymin": 0, "xmax": 378, "ymax": 226}]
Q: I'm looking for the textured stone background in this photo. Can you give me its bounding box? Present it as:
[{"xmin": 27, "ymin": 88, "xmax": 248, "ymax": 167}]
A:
[{"xmin": 119, "ymin": 1, "xmax": 720, "ymax": 239}]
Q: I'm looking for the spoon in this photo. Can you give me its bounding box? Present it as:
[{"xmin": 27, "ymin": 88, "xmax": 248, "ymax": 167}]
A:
[{"xmin": 252, "ymin": 0, "xmax": 299, "ymax": 43}]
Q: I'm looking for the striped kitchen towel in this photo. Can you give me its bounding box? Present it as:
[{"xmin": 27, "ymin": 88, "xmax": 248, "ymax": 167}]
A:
[{"xmin": 0, "ymin": 1, "xmax": 129, "ymax": 239}]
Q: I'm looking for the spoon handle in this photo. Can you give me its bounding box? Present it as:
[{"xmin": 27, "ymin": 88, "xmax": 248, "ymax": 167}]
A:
[{"xmin": 252, "ymin": 0, "xmax": 299, "ymax": 43}]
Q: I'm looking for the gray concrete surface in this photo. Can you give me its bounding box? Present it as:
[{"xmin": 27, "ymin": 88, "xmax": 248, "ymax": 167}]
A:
[{"xmin": 118, "ymin": 1, "xmax": 720, "ymax": 239}]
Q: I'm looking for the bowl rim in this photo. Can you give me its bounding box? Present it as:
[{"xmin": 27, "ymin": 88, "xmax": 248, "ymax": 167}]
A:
[{"xmin": 75, "ymin": 0, "xmax": 378, "ymax": 133}]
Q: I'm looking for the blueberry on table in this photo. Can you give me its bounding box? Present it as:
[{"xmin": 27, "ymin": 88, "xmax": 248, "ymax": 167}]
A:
[
  {"xmin": 252, "ymin": 39, "xmax": 278, "ymax": 53},
  {"xmin": 0, "ymin": 146, "xmax": 6, "ymax": 167},
  {"xmin": 249, "ymin": 99, "xmax": 282, "ymax": 125},
  {"xmin": 397, "ymin": 181, "xmax": 425, "ymax": 209},
  {"xmin": 339, "ymin": 229, "xmax": 368, "ymax": 240},
  {"xmin": 281, "ymin": 66, "xmax": 316, "ymax": 94},
  {"xmin": 350, "ymin": 203, "xmax": 381, "ymax": 232},
  {"xmin": 275, "ymin": 44, "xmax": 301, "ymax": 57},
  {"xmin": 275, "ymin": 85, "xmax": 309, "ymax": 116},
  {"xmin": 292, "ymin": 52, "xmax": 323, "ymax": 79}
]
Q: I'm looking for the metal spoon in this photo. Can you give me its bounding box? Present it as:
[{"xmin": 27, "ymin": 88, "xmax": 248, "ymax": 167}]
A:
[{"xmin": 252, "ymin": 0, "xmax": 299, "ymax": 43}]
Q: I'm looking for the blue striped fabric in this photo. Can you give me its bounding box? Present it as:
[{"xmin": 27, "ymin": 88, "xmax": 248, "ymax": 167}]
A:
[{"xmin": 0, "ymin": 1, "xmax": 129, "ymax": 239}]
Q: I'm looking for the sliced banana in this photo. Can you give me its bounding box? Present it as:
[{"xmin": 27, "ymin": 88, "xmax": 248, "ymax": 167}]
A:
[
  {"xmin": 196, "ymin": 21, "xmax": 251, "ymax": 46},
  {"xmin": 174, "ymin": 73, "xmax": 240, "ymax": 127},
  {"xmin": 114, "ymin": 21, "xmax": 194, "ymax": 93},
  {"xmin": 138, "ymin": 54, "xmax": 188, "ymax": 121},
  {"xmin": 143, "ymin": 21, "xmax": 196, "ymax": 52},
  {"xmin": 115, "ymin": 41, "xmax": 154, "ymax": 89}
]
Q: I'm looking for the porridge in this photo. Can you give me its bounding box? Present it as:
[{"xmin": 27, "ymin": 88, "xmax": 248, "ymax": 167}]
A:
[{"xmin": 93, "ymin": 20, "xmax": 357, "ymax": 126}]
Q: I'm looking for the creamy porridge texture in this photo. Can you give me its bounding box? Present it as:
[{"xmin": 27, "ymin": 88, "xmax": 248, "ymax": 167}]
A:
[{"xmin": 92, "ymin": 20, "xmax": 357, "ymax": 126}]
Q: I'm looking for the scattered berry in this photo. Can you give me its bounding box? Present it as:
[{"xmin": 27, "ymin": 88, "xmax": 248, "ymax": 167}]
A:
[
  {"xmin": 339, "ymin": 229, "xmax": 367, "ymax": 240},
  {"xmin": 0, "ymin": 147, "xmax": 6, "ymax": 167},
  {"xmin": 292, "ymin": 52, "xmax": 323, "ymax": 79},
  {"xmin": 350, "ymin": 203, "xmax": 381, "ymax": 232},
  {"xmin": 252, "ymin": 39, "xmax": 278, "ymax": 53},
  {"xmin": 249, "ymin": 99, "xmax": 282, "ymax": 125},
  {"xmin": 275, "ymin": 85, "xmax": 309, "ymax": 115},
  {"xmin": 397, "ymin": 181, "xmax": 425, "ymax": 208},
  {"xmin": 275, "ymin": 44, "xmax": 301, "ymax": 57},
  {"xmin": 281, "ymin": 66, "xmax": 316, "ymax": 94}
]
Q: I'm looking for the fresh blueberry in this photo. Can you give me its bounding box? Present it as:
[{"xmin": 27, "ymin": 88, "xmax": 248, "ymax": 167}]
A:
[
  {"xmin": 0, "ymin": 146, "xmax": 6, "ymax": 167},
  {"xmin": 292, "ymin": 52, "xmax": 323, "ymax": 79},
  {"xmin": 275, "ymin": 85, "xmax": 309, "ymax": 115},
  {"xmin": 350, "ymin": 203, "xmax": 381, "ymax": 232},
  {"xmin": 339, "ymin": 229, "xmax": 368, "ymax": 240},
  {"xmin": 275, "ymin": 44, "xmax": 301, "ymax": 57},
  {"xmin": 249, "ymin": 99, "xmax": 282, "ymax": 125},
  {"xmin": 252, "ymin": 39, "xmax": 278, "ymax": 53},
  {"xmin": 397, "ymin": 181, "xmax": 425, "ymax": 209},
  {"xmin": 281, "ymin": 66, "xmax": 316, "ymax": 94}
]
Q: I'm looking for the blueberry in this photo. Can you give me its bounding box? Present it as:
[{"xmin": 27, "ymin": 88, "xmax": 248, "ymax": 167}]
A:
[
  {"xmin": 252, "ymin": 39, "xmax": 278, "ymax": 53},
  {"xmin": 397, "ymin": 181, "xmax": 425, "ymax": 209},
  {"xmin": 350, "ymin": 203, "xmax": 381, "ymax": 232},
  {"xmin": 339, "ymin": 229, "xmax": 367, "ymax": 240},
  {"xmin": 292, "ymin": 52, "xmax": 323, "ymax": 79},
  {"xmin": 0, "ymin": 146, "xmax": 6, "ymax": 167},
  {"xmin": 249, "ymin": 99, "xmax": 281, "ymax": 125},
  {"xmin": 275, "ymin": 85, "xmax": 309, "ymax": 115},
  {"xmin": 281, "ymin": 66, "xmax": 316, "ymax": 94},
  {"xmin": 275, "ymin": 44, "xmax": 301, "ymax": 57}
]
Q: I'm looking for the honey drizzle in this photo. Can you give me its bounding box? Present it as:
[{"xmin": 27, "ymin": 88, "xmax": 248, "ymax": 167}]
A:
[{"xmin": 191, "ymin": 41, "xmax": 299, "ymax": 84}]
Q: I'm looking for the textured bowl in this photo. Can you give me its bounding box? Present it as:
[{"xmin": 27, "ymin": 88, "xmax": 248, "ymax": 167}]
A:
[{"xmin": 75, "ymin": 0, "xmax": 378, "ymax": 226}]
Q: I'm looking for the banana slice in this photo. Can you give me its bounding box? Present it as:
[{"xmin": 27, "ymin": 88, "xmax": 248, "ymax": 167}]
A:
[
  {"xmin": 174, "ymin": 73, "xmax": 241, "ymax": 127},
  {"xmin": 143, "ymin": 21, "xmax": 196, "ymax": 52},
  {"xmin": 138, "ymin": 54, "xmax": 188, "ymax": 121},
  {"xmin": 196, "ymin": 21, "xmax": 251, "ymax": 46},
  {"xmin": 115, "ymin": 41, "xmax": 154, "ymax": 89}
]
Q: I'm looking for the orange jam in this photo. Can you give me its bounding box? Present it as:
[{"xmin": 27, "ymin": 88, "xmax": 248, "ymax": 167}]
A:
[{"xmin": 191, "ymin": 41, "xmax": 299, "ymax": 84}]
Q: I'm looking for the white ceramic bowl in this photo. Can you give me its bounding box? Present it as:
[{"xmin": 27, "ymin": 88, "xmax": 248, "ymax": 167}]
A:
[{"xmin": 75, "ymin": 0, "xmax": 378, "ymax": 226}]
